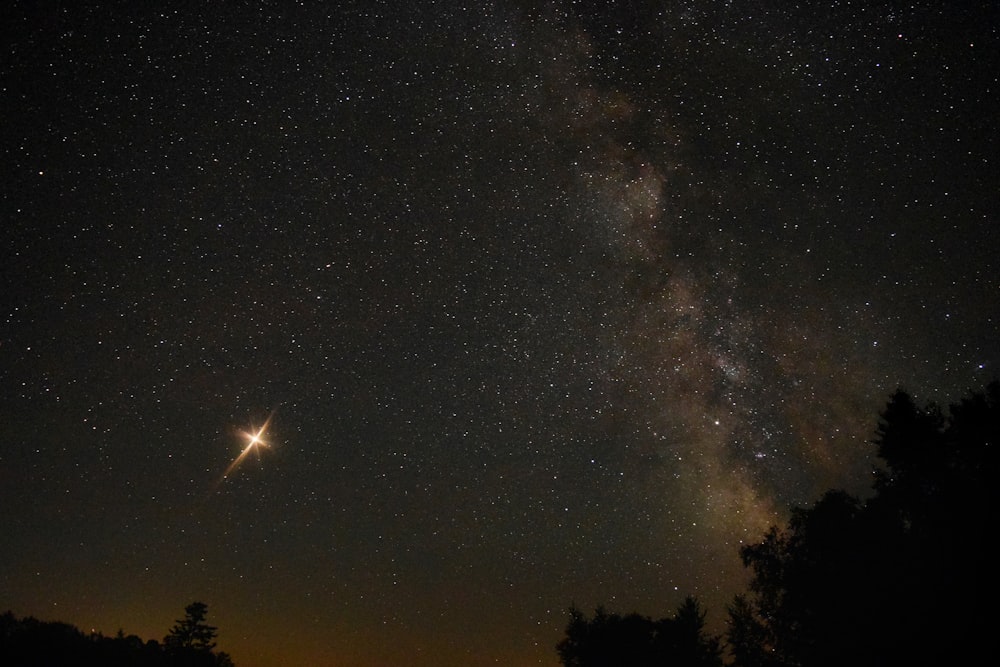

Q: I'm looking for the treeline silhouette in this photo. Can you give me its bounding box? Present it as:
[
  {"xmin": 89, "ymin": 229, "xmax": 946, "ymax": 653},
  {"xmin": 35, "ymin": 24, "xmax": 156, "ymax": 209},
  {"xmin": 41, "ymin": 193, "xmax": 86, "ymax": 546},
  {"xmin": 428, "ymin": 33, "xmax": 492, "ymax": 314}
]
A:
[
  {"xmin": 558, "ymin": 597, "xmax": 723, "ymax": 667},
  {"xmin": 558, "ymin": 382, "xmax": 998, "ymax": 666},
  {"xmin": 4, "ymin": 384, "xmax": 994, "ymax": 665},
  {"xmin": 0, "ymin": 601, "xmax": 234, "ymax": 667}
]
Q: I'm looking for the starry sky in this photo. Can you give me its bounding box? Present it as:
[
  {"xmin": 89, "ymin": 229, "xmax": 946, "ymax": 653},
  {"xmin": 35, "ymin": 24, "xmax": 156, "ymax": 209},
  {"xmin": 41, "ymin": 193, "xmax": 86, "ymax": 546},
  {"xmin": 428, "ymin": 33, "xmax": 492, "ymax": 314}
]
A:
[{"xmin": 2, "ymin": 1, "xmax": 997, "ymax": 665}]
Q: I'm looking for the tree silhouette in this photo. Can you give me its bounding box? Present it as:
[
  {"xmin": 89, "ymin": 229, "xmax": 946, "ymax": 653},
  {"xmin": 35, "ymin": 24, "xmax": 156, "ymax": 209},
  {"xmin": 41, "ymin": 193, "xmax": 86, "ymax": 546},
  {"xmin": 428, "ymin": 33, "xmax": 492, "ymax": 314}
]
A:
[
  {"xmin": 729, "ymin": 382, "xmax": 998, "ymax": 667},
  {"xmin": 0, "ymin": 603, "xmax": 235, "ymax": 666},
  {"xmin": 0, "ymin": 612, "xmax": 90, "ymax": 666},
  {"xmin": 556, "ymin": 597, "xmax": 722, "ymax": 666},
  {"xmin": 164, "ymin": 601, "xmax": 218, "ymax": 653},
  {"xmin": 669, "ymin": 597, "xmax": 723, "ymax": 667},
  {"xmin": 724, "ymin": 595, "xmax": 771, "ymax": 667}
]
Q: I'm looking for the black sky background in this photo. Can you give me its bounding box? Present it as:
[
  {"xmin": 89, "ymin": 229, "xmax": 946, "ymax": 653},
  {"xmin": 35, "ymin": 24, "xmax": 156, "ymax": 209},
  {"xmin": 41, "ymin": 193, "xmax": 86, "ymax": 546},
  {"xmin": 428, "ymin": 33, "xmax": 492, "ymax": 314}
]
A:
[{"xmin": 2, "ymin": 2, "xmax": 998, "ymax": 665}]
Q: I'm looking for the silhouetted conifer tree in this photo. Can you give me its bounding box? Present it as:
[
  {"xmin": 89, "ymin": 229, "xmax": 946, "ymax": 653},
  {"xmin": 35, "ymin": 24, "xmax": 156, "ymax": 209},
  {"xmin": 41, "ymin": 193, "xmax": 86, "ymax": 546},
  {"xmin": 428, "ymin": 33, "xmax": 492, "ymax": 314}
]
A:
[
  {"xmin": 164, "ymin": 601, "xmax": 218, "ymax": 652},
  {"xmin": 728, "ymin": 382, "xmax": 998, "ymax": 667}
]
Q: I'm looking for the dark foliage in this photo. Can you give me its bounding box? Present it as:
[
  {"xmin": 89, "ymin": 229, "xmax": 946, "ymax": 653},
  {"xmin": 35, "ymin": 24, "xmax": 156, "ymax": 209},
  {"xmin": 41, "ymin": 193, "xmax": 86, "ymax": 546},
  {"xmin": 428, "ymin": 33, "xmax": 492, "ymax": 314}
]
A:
[
  {"xmin": 0, "ymin": 603, "xmax": 234, "ymax": 667},
  {"xmin": 555, "ymin": 382, "xmax": 997, "ymax": 666},
  {"xmin": 164, "ymin": 601, "xmax": 218, "ymax": 653},
  {"xmin": 728, "ymin": 382, "xmax": 998, "ymax": 667},
  {"xmin": 557, "ymin": 596, "xmax": 723, "ymax": 667}
]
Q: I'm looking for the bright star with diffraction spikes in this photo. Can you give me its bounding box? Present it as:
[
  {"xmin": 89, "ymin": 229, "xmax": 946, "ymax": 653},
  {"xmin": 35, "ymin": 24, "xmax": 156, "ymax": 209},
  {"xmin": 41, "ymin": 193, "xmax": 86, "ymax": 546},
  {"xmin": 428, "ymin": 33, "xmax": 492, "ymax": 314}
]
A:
[{"xmin": 220, "ymin": 411, "xmax": 276, "ymax": 482}]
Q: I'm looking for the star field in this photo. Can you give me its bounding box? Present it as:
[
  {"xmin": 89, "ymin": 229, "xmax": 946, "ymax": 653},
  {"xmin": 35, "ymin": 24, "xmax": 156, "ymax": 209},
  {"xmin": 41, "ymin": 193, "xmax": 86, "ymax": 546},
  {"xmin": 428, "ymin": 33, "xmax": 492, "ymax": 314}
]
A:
[{"xmin": 2, "ymin": 2, "xmax": 997, "ymax": 665}]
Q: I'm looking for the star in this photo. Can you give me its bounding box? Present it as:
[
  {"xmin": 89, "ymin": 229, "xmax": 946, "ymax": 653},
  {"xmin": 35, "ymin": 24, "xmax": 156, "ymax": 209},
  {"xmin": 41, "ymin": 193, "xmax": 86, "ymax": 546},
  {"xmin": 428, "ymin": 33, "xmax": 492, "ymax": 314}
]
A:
[{"xmin": 221, "ymin": 412, "xmax": 275, "ymax": 482}]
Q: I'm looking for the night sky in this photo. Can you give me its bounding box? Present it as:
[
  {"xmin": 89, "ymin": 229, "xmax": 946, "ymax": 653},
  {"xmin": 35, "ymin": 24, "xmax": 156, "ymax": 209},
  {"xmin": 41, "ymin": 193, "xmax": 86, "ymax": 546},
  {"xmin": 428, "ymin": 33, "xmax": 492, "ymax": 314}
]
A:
[{"xmin": 2, "ymin": 2, "xmax": 997, "ymax": 665}]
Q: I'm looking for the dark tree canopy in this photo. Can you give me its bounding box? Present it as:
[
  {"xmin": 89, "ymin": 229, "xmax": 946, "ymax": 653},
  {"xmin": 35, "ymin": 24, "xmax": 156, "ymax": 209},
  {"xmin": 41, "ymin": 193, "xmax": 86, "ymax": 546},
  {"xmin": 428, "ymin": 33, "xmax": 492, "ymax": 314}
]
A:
[
  {"xmin": 728, "ymin": 382, "xmax": 998, "ymax": 667},
  {"xmin": 164, "ymin": 601, "xmax": 218, "ymax": 653},
  {"xmin": 1, "ymin": 603, "xmax": 234, "ymax": 667},
  {"xmin": 557, "ymin": 597, "xmax": 723, "ymax": 667},
  {"xmin": 724, "ymin": 595, "xmax": 770, "ymax": 667},
  {"xmin": 162, "ymin": 601, "xmax": 234, "ymax": 667}
]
